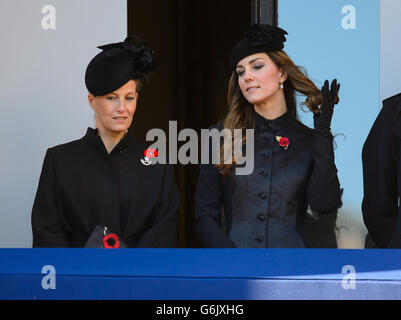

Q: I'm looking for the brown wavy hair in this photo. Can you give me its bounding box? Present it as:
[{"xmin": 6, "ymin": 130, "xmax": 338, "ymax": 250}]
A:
[{"xmin": 217, "ymin": 50, "xmax": 337, "ymax": 176}]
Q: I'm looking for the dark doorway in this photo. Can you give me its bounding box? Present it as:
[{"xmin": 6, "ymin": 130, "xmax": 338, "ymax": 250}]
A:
[{"xmin": 127, "ymin": 0, "xmax": 251, "ymax": 247}]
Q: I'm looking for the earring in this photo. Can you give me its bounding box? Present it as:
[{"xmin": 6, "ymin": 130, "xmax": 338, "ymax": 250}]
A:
[{"xmin": 280, "ymin": 82, "xmax": 284, "ymax": 89}]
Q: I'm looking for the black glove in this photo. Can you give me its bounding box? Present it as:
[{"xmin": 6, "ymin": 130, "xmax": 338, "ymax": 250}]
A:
[
  {"xmin": 308, "ymin": 79, "xmax": 342, "ymax": 214},
  {"xmin": 313, "ymin": 79, "xmax": 340, "ymax": 137}
]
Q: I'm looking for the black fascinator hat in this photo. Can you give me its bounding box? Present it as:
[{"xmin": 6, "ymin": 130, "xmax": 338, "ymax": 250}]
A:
[
  {"xmin": 85, "ymin": 35, "xmax": 157, "ymax": 96},
  {"xmin": 229, "ymin": 24, "xmax": 288, "ymax": 71}
]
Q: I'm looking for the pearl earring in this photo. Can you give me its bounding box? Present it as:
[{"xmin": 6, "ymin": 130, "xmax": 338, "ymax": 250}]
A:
[{"xmin": 280, "ymin": 82, "xmax": 284, "ymax": 89}]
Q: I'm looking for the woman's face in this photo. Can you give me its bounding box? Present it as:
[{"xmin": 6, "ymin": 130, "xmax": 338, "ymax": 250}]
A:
[
  {"xmin": 236, "ymin": 52, "xmax": 287, "ymax": 105},
  {"xmin": 88, "ymin": 80, "xmax": 138, "ymax": 135}
]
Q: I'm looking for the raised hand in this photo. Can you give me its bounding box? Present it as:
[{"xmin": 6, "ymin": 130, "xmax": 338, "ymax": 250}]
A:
[{"xmin": 313, "ymin": 79, "xmax": 341, "ymax": 136}]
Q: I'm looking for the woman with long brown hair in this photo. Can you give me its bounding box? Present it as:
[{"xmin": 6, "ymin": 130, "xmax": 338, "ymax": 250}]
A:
[{"xmin": 195, "ymin": 24, "xmax": 342, "ymax": 248}]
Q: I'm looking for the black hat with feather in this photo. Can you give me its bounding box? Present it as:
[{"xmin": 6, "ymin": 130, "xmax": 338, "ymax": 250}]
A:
[
  {"xmin": 85, "ymin": 35, "xmax": 157, "ymax": 96},
  {"xmin": 229, "ymin": 24, "xmax": 288, "ymax": 71}
]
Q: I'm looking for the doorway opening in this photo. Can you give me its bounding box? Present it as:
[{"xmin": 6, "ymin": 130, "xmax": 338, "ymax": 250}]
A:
[{"xmin": 128, "ymin": 0, "xmax": 253, "ymax": 247}]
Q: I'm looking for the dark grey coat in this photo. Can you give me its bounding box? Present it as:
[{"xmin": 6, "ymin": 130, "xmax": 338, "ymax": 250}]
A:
[{"xmin": 195, "ymin": 110, "xmax": 341, "ymax": 248}]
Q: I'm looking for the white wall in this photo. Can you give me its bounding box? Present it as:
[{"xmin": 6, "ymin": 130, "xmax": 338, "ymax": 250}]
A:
[
  {"xmin": 380, "ymin": 0, "xmax": 401, "ymax": 101},
  {"xmin": 0, "ymin": 0, "xmax": 127, "ymax": 247}
]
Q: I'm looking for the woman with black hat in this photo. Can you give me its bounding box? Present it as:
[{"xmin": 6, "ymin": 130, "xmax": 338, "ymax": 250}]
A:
[
  {"xmin": 31, "ymin": 36, "xmax": 180, "ymax": 248},
  {"xmin": 195, "ymin": 24, "xmax": 342, "ymax": 248}
]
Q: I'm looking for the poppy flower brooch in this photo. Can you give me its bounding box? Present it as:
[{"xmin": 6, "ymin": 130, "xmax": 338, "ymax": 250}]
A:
[
  {"xmin": 103, "ymin": 227, "xmax": 120, "ymax": 249},
  {"xmin": 141, "ymin": 148, "xmax": 158, "ymax": 166},
  {"xmin": 276, "ymin": 136, "xmax": 290, "ymax": 150}
]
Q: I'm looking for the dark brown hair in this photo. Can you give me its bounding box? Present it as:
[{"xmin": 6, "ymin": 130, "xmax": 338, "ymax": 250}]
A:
[{"xmin": 218, "ymin": 50, "xmax": 335, "ymax": 175}]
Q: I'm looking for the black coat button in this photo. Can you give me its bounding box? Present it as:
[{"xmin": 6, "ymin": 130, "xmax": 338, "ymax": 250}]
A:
[
  {"xmin": 257, "ymin": 214, "xmax": 266, "ymax": 221},
  {"xmin": 255, "ymin": 236, "xmax": 264, "ymax": 243},
  {"xmin": 258, "ymin": 192, "xmax": 267, "ymax": 199},
  {"xmin": 260, "ymin": 170, "xmax": 268, "ymax": 177}
]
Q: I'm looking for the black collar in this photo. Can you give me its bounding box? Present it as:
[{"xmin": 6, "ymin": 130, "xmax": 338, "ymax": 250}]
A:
[
  {"xmin": 253, "ymin": 108, "xmax": 291, "ymax": 130},
  {"xmin": 83, "ymin": 127, "xmax": 133, "ymax": 155}
]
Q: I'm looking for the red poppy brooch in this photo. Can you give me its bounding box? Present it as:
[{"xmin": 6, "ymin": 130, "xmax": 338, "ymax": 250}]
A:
[
  {"xmin": 276, "ymin": 136, "xmax": 290, "ymax": 150},
  {"xmin": 141, "ymin": 148, "xmax": 158, "ymax": 166},
  {"xmin": 103, "ymin": 227, "xmax": 120, "ymax": 249}
]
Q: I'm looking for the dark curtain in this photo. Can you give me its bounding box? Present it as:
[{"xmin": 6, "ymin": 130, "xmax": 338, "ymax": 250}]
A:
[{"xmin": 128, "ymin": 0, "xmax": 251, "ymax": 247}]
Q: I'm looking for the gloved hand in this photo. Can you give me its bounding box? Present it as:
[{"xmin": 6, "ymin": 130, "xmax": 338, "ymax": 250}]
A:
[
  {"xmin": 308, "ymin": 79, "xmax": 342, "ymax": 214},
  {"xmin": 313, "ymin": 79, "xmax": 341, "ymax": 137}
]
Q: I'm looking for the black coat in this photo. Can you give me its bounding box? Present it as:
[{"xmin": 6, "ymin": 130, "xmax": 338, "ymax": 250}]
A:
[
  {"xmin": 31, "ymin": 128, "xmax": 180, "ymax": 248},
  {"xmin": 195, "ymin": 110, "xmax": 342, "ymax": 248},
  {"xmin": 362, "ymin": 93, "xmax": 401, "ymax": 248}
]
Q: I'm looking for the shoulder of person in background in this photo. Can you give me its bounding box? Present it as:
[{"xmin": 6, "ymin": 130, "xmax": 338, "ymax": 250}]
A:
[{"xmin": 382, "ymin": 92, "xmax": 401, "ymax": 117}]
